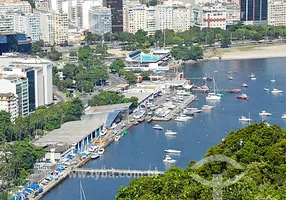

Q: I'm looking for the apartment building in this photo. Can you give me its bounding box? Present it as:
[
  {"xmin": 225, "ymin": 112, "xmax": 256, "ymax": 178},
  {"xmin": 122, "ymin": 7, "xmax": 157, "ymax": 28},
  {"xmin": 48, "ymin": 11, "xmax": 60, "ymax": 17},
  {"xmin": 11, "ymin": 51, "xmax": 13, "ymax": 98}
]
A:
[
  {"xmin": 172, "ymin": 6, "xmax": 192, "ymax": 32},
  {"xmin": 0, "ymin": 1, "xmax": 31, "ymax": 13},
  {"xmin": 268, "ymin": 0, "xmax": 286, "ymax": 26},
  {"xmin": 155, "ymin": 5, "xmax": 173, "ymax": 30},
  {"xmin": 0, "ymin": 92, "xmax": 18, "ymax": 121},
  {"xmin": 0, "ymin": 14, "xmax": 13, "ymax": 33},
  {"xmin": 55, "ymin": 13, "xmax": 68, "ymax": 44},
  {"xmin": 146, "ymin": 6, "xmax": 156, "ymax": 35},
  {"xmin": 123, "ymin": 5, "xmax": 147, "ymax": 34},
  {"xmin": 38, "ymin": 11, "xmax": 56, "ymax": 45},
  {"xmin": 89, "ymin": 6, "xmax": 112, "ymax": 35}
]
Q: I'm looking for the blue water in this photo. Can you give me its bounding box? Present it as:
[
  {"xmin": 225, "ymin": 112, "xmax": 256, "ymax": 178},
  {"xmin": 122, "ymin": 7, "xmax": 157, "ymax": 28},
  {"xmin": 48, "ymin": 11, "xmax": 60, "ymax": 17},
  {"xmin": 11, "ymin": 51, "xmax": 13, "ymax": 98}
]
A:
[
  {"xmin": 44, "ymin": 58, "xmax": 286, "ymax": 200},
  {"xmin": 135, "ymin": 55, "xmax": 161, "ymax": 61}
]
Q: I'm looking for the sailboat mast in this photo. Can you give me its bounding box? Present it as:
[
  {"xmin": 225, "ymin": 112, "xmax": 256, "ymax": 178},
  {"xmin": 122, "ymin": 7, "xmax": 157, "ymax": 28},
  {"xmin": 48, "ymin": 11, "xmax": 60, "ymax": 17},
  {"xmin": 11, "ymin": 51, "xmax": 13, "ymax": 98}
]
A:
[{"xmin": 80, "ymin": 181, "xmax": 82, "ymax": 200}]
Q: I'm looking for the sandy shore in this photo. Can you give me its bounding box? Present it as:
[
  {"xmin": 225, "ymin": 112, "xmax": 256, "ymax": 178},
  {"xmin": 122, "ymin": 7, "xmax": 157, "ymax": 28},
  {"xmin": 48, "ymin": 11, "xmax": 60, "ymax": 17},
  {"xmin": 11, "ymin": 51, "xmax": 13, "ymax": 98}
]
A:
[{"xmin": 209, "ymin": 44, "xmax": 286, "ymax": 60}]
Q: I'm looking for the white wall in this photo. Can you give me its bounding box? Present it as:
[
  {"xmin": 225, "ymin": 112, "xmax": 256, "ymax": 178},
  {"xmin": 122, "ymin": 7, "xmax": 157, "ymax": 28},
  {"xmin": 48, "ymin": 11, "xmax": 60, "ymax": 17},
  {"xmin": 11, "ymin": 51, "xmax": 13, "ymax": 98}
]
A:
[{"xmin": 0, "ymin": 79, "xmax": 16, "ymax": 94}]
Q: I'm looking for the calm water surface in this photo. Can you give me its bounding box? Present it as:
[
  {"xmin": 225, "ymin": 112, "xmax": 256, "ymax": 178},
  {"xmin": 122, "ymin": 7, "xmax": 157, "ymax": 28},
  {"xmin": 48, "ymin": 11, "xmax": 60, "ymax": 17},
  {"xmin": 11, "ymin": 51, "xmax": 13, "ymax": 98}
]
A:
[{"xmin": 44, "ymin": 58, "xmax": 286, "ymax": 200}]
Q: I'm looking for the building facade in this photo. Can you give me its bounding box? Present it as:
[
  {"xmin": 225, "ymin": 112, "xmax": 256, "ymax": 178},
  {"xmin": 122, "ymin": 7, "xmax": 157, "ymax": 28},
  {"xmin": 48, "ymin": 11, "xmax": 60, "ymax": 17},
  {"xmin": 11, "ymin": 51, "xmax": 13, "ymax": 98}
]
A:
[
  {"xmin": 0, "ymin": 92, "xmax": 18, "ymax": 121},
  {"xmin": 0, "ymin": 14, "xmax": 14, "ymax": 33},
  {"xmin": 89, "ymin": 6, "xmax": 112, "ymax": 35},
  {"xmin": 155, "ymin": 5, "xmax": 173, "ymax": 30},
  {"xmin": 193, "ymin": 5, "xmax": 227, "ymax": 30},
  {"xmin": 241, "ymin": 0, "xmax": 267, "ymax": 25},
  {"xmin": 0, "ymin": 33, "xmax": 32, "ymax": 55},
  {"xmin": 0, "ymin": 1, "xmax": 31, "ymax": 13},
  {"xmin": 123, "ymin": 5, "xmax": 147, "ymax": 34},
  {"xmin": 172, "ymin": 6, "xmax": 192, "ymax": 32},
  {"xmin": 55, "ymin": 13, "xmax": 68, "ymax": 44},
  {"xmin": 39, "ymin": 11, "xmax": 56, "ymax": 45},
  {"xmin": 223, "ymin": 2, "xmax": 240, "ymax": 27},
  {"xmin": 146, "ymin": 6, "xmax": 156, "ymax": 35},
  {"xmin": 103, "ymin": 0, "xmax": 123, "ymax": 32},
  {"xmin": 268, "ymin": 0, "xmax": 286, "ymax": 26},
  {"xmin": 13, "ymin": 13, "xmax": 41, "ymax": 42}
]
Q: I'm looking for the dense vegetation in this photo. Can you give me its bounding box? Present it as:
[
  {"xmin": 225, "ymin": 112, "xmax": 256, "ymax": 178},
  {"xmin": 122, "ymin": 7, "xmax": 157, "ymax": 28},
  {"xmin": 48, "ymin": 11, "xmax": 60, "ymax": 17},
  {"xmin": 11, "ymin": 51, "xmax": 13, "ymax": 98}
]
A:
[
  {"xmin": 109, "ymin": 59, "xmax": 137, "ymax": 85},
  {"xmin": 88, "ymin": 91, "xmax": 138, "ymax": 107},
  {"xmin": 116, "ymin": 122, "xmax": 286, "ymax": 199},
  {"xmin": 31, "ymin": 41, "xmax": 62, "ymax": 61}
]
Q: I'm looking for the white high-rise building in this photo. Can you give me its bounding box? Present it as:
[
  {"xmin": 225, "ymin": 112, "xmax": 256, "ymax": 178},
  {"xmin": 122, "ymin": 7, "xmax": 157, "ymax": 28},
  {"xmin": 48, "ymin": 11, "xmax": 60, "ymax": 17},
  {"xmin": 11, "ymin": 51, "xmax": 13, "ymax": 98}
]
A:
[
  {"xmin": 13, "ymin": 13, "xmax": 41, "ymax": 42},
  {"xmin": 146, "ymin": 6, "xmax": 156, "ymax": 35},
  {"xmin": 0, "ymin": 1, "xmax": 31, "ymax": 13},
  {"xmin": 268, "ymin": 0, "xmax": 286, "ymax": 26},
  {"xmin": 155, "ymin": 5, "xmax": 173, "ymax": 30},
  {"xmin": 123, "ymin": 5, "xmax": 147, "ymax": 34},
  {"xmin": 89, "ymin": 6, "xmax": 112, "ymax": 35},
  {"xmin": 0, "ymin": 14, "xmax": 14, "ymax": 33},
  {"xmin": 49, "ymin": 0, "xmax": 62, "ymax": 12},
  {"xmin": 172, "ymin": 5, "xmax": 192, "ymax": 32},
  {"xmin": 38, "ymin": 11, "xmax": 56, "ymax": 45},
  {"xmin": 0, "ymin": 92, "xmax": 18, "ymax": 121}
]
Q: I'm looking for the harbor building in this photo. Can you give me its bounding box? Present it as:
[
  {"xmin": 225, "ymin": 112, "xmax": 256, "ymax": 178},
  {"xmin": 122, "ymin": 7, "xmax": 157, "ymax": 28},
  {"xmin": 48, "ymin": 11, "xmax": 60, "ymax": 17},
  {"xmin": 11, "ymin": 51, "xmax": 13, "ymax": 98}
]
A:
[
  {"xmin": 268, "ymin": 0, "xmax": 286, "ymax": 26},
  {"xmin": 0, "ymin": 76, "xmax": 29, "ymax": 116},
  {"xmin": 89, "ymin": 6, "xmax": 112, "ymax": 35},
  {"xmin": 240, "ymin": 0, "xmax": 267, "ymax": 25},
  {"xmin": 0, "ymin": 92, "xmax": 19, "ymax": 121},
  {"xmin": 193, "ymin": 4, "xmax": 227, "ymax": 30}
]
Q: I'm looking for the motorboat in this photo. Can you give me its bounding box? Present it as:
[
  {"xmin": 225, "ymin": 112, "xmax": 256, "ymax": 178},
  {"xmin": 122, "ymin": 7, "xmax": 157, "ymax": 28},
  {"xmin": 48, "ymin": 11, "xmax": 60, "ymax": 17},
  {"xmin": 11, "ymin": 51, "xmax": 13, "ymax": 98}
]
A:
[
  {"xmin": 133, "ymin": 110, "xmax": 146, "ymax": 119},
  {"xmin": 271, "ymin": 88, "xmax": 283, "ymax": 93},
  {"xmin": 282, "ymin": 113, "xmax": 286, "ymax": 119},
  {"xmin": 165, "ymin": 149, "xmax": 181, "ymax": 154},
  {"xmin": 264, "ymin": 88, "xmax": 269, "ymax": 91},
  {"xmin": 163, "ymin": 155, "xmax": 176, "ymax": 163},
  {"xmin": 206, "ymin": 93, "xmax": 221, "ymax": 100},
  {"xmin": 183, "ymin": 109, "xmax": 195, "ymax": 116},
  {"xmin": 228, "ymin": 76, "xmax": 234, "ymax": 80},
  {"xmin": 174, "ymin": 114, "xmax": 192, "ymax": 122},
  {"xmin": 202, "ymin": 105, "xmax": 214, "ymax": 110},
  {"xmin": 241, "ymin": 83, "xmax": 248, "ymax": 88},
  {"xmin": 250, "ymin": 77, "xmax": 256, "ymax": 80},
  {"xmin": 239, "ymin": 113, "xmax": 252, "ymax": 122},
  {"xmin": 217, "ymin": 93, "xmax": 224, "ymax": 97},
  {"xmin": 153, "ymin": 124, "xmax": 164, "ymax": 130},
  {"xmin": 271, "ymin": 74, "xmax": 276, "ymax": 82},
  {"xmin": 186, "ymin": 107, "xmax": 202, "ymax": 113},
  {"xmin": 91, "ymin": 153, "xmax": 99, "ymax": 159},
  {"xmin": 97, "ymin": 148, "xmax": 105, "ymax": 155},
  {"xmin": 165, "ymin": 130, "xmax": 178, "ymax": 135},
  {"xmin": 134, "ymin": 121, "xmax": 139, "ymax": 125},
  {"xmin": 259, "ymin": 111, "xmax": 272, "ymax": 116},
  {"xmin": 249, "ymin": 73, "xmax": 255, "ymax": 78},
  {"xmin": 114, "ymin": 135, "xmax": 121, "ymax": 141},
  {"xmin": 100, "ymin": 129, "xmax": 107, "ymax": 136},
  {"xmin": 237, "ymin": 93, "xmax": 249, "ymax": 100}
]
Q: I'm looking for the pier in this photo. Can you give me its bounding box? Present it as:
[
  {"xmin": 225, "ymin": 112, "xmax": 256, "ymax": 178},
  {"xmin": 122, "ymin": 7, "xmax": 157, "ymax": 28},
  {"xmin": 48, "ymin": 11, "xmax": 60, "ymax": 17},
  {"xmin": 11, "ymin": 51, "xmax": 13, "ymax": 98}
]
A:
[{"xmin": 72, "ymin": 168, "xmax": 165, "ymax": 176}]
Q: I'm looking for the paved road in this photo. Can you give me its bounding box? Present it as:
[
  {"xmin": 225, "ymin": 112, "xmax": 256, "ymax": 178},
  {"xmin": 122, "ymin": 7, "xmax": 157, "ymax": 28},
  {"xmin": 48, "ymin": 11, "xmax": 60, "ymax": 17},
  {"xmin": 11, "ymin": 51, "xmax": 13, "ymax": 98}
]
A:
[{"xmin": 53, "ymin": 86, "xmax": 67, "ymax": 102}]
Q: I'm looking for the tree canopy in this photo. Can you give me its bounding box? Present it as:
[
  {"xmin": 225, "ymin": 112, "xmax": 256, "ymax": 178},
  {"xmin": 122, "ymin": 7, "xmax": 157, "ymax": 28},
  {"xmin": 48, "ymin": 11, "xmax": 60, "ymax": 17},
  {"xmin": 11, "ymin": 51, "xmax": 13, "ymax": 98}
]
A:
[{"xmin": 116, "ymin": 122, "xmax": 286, "ymax": 199}]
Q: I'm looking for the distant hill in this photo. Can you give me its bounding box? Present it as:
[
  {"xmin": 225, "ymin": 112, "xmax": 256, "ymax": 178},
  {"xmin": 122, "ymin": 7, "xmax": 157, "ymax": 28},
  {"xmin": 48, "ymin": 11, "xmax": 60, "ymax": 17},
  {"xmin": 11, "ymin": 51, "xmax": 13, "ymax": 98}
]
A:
[{"xmin": 116, "ymin": 122, "xmax": 286, "ymax": 199}]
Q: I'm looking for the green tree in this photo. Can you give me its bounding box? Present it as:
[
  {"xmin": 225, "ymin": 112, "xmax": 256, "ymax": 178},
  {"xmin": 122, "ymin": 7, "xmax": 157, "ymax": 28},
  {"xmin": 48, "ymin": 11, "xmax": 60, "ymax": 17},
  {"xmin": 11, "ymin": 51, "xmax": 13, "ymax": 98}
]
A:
[
  {"xmin": 95, "ymin": 43, "xmax": 108, "ymax": 58},
  {"xmin": 88, "ymin": 91, "xmax": 138, "ymax": 106},
  {"xmin": 140, "ymin": 71, "xmax": 150, "ymax": 80},
  {"xmin": 31, "ymin": 43, "xmax": 42, "ymax": 54},
  {"xmin": 124, "ymin": 71, "xmax": 137, "ymax": 85},
  {"xmin": 109, "ymin": 58, "xmax": 126, "ymax": 73},
  {"xmin": 221, "ymin": 33, "xmax": 231, "ymax": 48}
]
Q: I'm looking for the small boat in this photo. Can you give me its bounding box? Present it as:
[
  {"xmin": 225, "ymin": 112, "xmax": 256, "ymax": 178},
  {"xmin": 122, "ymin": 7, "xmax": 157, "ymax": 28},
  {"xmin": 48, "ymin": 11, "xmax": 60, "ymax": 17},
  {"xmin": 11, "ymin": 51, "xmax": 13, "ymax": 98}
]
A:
[
  {"xmin": 271, "ymin": 74, "xmax": 276, "ymax": 82},
  {"xmin": 165, "ymin": 149, "xmax": 181, "ymax": 154},
  {"xmin": 264, "ymin": 88, "xmax": 269, "ymax": 91},
  {"xmin": 250, "ymin": 77, "xmax": 256, "ymax": 80},
  {"xmin": 202, "ymin": 105, "xmax": 214, "ymax": 110},
  {"xmin": 239, "ymin": 113, "xmax": 252, "ymax": 122},
  {"xmin": 174, "ymin": 114, "xmax": 192, "ymax": 122},
  {"xmin": 241, "ymin": 83, "xmax": 248, "ymax": 88},
  {"xmin": 153, "ymin": 124, "xmax": 164, "ymax": 130},
  {"xmin": 147, "ymin": 117, "xmax": 153, "ymax": 123},
  {"xmin": 271, "ymin": 88, "xmax": 283, "ymax": 93},
  {"xmin": 91, "ymin": 153, "xmax": 99, "ymax": 159},
  {"xmin": 206, "ymin": 93, "xmax": 221, "ymax": 100},
  {"xmin": 163, "ymin": 155, "xmax": 176, "ymax": 163},
  {"xmin": 259, "ymin": 111, "xmax": 272, "ymax": 116},
  {"xmin": 114, "ymin": 135, "xmax": 120, "ymax": 141},
  {"xmin": 186, "ymin": 108, "xmax": 202, "ymax": 113},
  {"xmin": 237, "ymin": 93, "xmax": 249, "ymax": 100},
  {"xmin": 282, "ymin": 113, "xmax": 286, "ymax": 119},
  {"xmin": 249, "ymin": 73, "xmax": 255, "ymax": 78},
  {"xmin": 165, "ymin": 130, "xmax": 177, "ymax": 135},
  {"xmin": 228, "ymin": 76, "xmax": 234, "ymax": 80},
  {"xmin": 183, "ymin": 109, "xmax": 195, "ymax": 116},
  {"xmin": 97, "ymin": 148, "xmax": 105, "ymax": 155},
  {"xmin": 134, "ymin": 121, "xmax": 139, "ymax": 125},
  {"xmin": 217, "ymin": 93, "xmax": 224, "ymax": 97}
]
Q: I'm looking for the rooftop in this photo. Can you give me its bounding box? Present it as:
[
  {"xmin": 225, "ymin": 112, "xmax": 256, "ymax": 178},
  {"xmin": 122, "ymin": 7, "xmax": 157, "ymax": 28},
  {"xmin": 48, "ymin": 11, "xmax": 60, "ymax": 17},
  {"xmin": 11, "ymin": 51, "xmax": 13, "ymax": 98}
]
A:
[
  {"xmin": 33, "ymin": 113, "xmax": 108, "ymax": 147},
  {"xmin": 0, "ymin": 92, "xmax": 16, "ymax": 98},
  {"xmin": 85, "ymin": 102, "xmax": 132, "ymax": 115},
  {"xmin": 0, "ymin": 56, "xmax": 51, "ymax": 67},
  {"xmin": 123, "ymin": 92, "xmax": 153, "ymax": 103}
]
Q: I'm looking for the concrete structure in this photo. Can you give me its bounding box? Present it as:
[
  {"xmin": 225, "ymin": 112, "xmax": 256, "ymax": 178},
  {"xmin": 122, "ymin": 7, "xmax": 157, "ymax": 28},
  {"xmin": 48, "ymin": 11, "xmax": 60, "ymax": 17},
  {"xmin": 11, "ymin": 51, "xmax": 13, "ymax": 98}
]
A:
[
  {"xmin": 223, "ymin": 2, "xmax": 240, "ymax": 26},
  {"xmin": 0, "ymin": 76, "xmax": 29, "ymax": 116},
  {"xmin": 103, "ymin": 0, "xmax": 123, "ymax": 32},
  {"xmin": 89, "ymin": 6, "xmax": 112, "ymax": 35},
  {"xmin": 146, "ymin": 6, "xmax": 156, "ymax": 35},
  {"xmin": 34, "ymin": 113, "xmax": 108, "ymax": 153},
  {"xmin": 123, "ymin": 5, "xmax": 147, "ymax": 34},
  {"xmin": 0, "ymin": 1, "xmax": 31, "ymax": 13},
  {"xmin": 268, "ymin": 0, "xmax": 286, "ymax": 26},
  {"xmin": 0, "ymin": 92, "xmax": 18, "ymax": 121},
  {"xmin": 155, "ymin": 5, "xmax": 173, "ymax": 30},
  {"xmin": 13, "ymin": 13, "xmax": 41, "ymax": 42},
  {"xmin": 172, "ymin": 6, "xmax": 192, "ymax": 32},
  {"xmin": 241, "ymin": 0, "xmax": 267, "ymax": 25},
  {"xmin": 55, "ymin": 12, "xmax": 68, "ymax": 45},
  {"xmin": 39, "ymin": 11, "xmax": 56, "ymax": 45},
  {"xmin": 193, "ymin": 4, "xmax": 227, "ymax": 30},
  {"xmin": 0, "ymin": 14, "xmax": 14, "ymax": 34},
  {"xmin": 49, "ymin": 0, "xmax": 62, "ymax": 13}
]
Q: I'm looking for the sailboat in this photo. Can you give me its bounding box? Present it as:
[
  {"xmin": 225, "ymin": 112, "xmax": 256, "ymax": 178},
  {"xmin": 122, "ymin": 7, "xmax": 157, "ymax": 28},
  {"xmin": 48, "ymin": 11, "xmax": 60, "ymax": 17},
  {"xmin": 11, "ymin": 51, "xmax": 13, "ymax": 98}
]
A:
[
  {"xmin": 239, "ymin": 112, "xmax": 252, "ymax": 122},
  {"xmin": 80, "ymin": 181, "xmax": 87, "ymax": 200},
  {"xmin": 271, "ymin": 74, "xmax": 276, "ymax": 82},
  {"xmin": 206, "ymin": 77, "xmax": 221, "ymax": 100}
]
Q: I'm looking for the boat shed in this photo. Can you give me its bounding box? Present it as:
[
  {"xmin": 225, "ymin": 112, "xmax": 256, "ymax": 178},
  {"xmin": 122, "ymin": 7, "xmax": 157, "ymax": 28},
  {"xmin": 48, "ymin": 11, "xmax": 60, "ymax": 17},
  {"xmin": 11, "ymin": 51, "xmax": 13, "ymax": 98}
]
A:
[{"xmin": 33, "ymin": 113, "xmax": 108, "ymax": 153}]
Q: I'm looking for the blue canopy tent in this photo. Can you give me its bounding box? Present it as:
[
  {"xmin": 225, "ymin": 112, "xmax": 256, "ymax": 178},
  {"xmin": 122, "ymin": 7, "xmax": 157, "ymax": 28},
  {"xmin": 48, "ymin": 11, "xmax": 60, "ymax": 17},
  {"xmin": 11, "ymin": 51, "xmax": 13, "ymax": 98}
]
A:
[
  {"xmin": 24, "ymin": 188, "xmax": 33, "ymax": 193},
  {"xmin": 38, "ymin": 188, "xmax": 43, "ymax": 193},
  {"xmin": 27, "ymin": 183, "xmax": 39, "ymax": 190},
  {"xmin": 11, "ymin": 195, "xmax": 21, "ymax": 200},
  {"xmin": 66, "ymin": 154, "xmax": 73, "ymax": 159},
  {"xmin": 55, "ymin": 167, "xmax": 62, "ymax": 172},
  {"xmin": 105, "ymin": 110, "xmax": 121, "ymax": 128},
  {"xmin": 80, "ymin": 152, "xmax": 87, "ymax": 157}
]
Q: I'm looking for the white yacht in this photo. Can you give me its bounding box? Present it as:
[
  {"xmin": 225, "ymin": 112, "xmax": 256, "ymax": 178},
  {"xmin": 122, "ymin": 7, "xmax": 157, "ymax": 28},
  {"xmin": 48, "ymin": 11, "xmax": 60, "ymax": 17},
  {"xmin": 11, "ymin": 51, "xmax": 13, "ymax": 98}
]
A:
[
  {"xmin": 259, "ymin": 111, "xmax": 272, "ymax": 116},
  {"xmin": 100, "ymin": 129, "xmax": 107, "ymax": 136},
  {"xmin": 165, "ymin": 149, "xmax": 181, "ymax": 154},
  {"xmin": 271, "ymin": 88, "xmax": 283, "ymax": 93},
  {"xmin": 241, "ymin": 83, "xmax": 248, "ymax": 87},
  {"xmin": 202, "ymin": 105, "xmax": 214, "ymax": 110},
  {"xmin": 187, "ymin": 108, "xmax": 202, "ymax": 113},
  {"xmin": 249, "ymin": 73, "xmax": 255, "ymax": 78},
  {"xmin": 250, "ymin": 77, "xmax": 256, "ymax": 80},
  {"xmin": 91, "ymin": 153, "xmax": 99, "ymax": 159},
  {"xmin": 153, "ymin": 124, "xmax": 164, "ymax": 130},
  {"xmin": 97, "ymin": 148, "xmax": 105, "ymax": 155},
  {"xmin": 163, "ymin": 155, "xmax": 176, "ymax": 163},
  {"xmin": 174, "ymin": 114, "xmax": 192, "ymax": 122},
  {"xmin": 206, "ymin": 93, "xmax": 221, "ymax": 100},
  {"xmin": 282, "ymin": 113, "xmax": 286, "ymax": 119},
  {"xmin": 239, "ymin": 115, "xmax": 252, "ymax": 122},
  {"xmin": 133, "ymin": 110, "xmax": 146, "ymax": 119},
  {"xmin": 271, "ymin": 74, "xmax": 276, "ymax": 82},
  {"xmin": 264, "ymin": 88, "xmax": 269, "ymax": 91},
  {"xmin": 165, "ymin": 130, "xmax": 177, "ymax": 135},
  {"xmin": 114, "ymin": 135, "xmax": 121, "ymax": 141}
]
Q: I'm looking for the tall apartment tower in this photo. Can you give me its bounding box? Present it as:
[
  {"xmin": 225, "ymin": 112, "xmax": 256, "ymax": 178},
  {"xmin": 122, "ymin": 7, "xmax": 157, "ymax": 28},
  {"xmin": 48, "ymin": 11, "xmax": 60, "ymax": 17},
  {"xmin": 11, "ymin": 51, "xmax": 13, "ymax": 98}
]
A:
[
  {"xmin": 240, "ymin": 0, "xmax": 267, "ymax": 25},
  {"xmin": 103, "ymin": 0, "xmax": 123, "ymax": 32}
]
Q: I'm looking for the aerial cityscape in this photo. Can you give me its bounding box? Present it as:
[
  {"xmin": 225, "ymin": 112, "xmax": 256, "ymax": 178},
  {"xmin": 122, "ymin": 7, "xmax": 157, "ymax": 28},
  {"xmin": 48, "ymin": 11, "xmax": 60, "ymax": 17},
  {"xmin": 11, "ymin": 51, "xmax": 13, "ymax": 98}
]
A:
[{"xmin": 1, "ymin": 0, "xmax": 286, "ymax": 199}]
